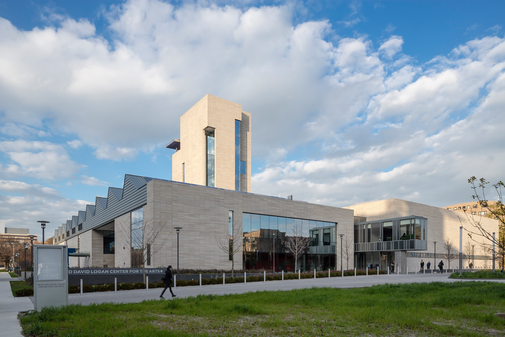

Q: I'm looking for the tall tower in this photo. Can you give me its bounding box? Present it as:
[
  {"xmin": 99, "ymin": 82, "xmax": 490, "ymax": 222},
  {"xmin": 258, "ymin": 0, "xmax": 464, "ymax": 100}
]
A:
[{"xmin": 167, "ymin": 95, "xmax": 251, "ymax": 192}]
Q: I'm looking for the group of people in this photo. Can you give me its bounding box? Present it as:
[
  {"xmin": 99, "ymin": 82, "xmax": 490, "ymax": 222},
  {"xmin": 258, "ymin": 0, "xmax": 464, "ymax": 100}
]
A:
[{"xmin": 420, "ymin": 259, "xmax": 445, "ymax": 273}]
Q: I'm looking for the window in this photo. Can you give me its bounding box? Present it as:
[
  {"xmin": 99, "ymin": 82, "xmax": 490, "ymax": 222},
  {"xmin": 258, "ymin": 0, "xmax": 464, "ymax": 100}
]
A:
[
  {"xmin": 323, "ymin": 228, "xmax": 331, "ymax": 246},
  {"xmin": 131, "ymin": 208, "xmax": 143, "ymax": 268},
  {"xmin": 462, "ymin": 206, "xmax": 466, "ymax": 209},
  {"xmin": 78, "ymin": 224, "xmax": 82, "ymax": 231},
  {"xmin": 447, "ymin": 208, "xmax": 450, "ymax": 210},
  {"xmin": 147, "ymin": 244, "xmax": 151, "ymax": 265},
  {"xmin": 103, "ymin": 231, "xmax": 115, "ymax": 254},
  {"xmin": 472, "ymin": 211, "xmax": 476, "ymax": 215},
  {"xmin": 72, "ymin": 228, "xmax": 75, "ymax": 234},
  {"xmin": 67, "ymin": 231, "xmax": 70, "ymax": 237},
  {"xmin": 473, "ymin": 204, "xmax": 478, "ymax": 208},
  {"xmin": 454, "ymin": 207, "xmax": 457, "ymax": 210},
  {"xmin": 458, "ymin": 207, "xmax": 461, "ymax": 210},
  {"xmin": 206, "ymin": 130, "xmax": 215, "ymax": 187},
  {"xmin": 467, "ymin": 205, "xmax": 470, "ymax": 209},
  {"xmin": 235, "ymin": 120, "xmax": 241, "ymax": 191},
  {"xmin": 478, "ymin": 211, "xmax": 487, "ymax": 216}
]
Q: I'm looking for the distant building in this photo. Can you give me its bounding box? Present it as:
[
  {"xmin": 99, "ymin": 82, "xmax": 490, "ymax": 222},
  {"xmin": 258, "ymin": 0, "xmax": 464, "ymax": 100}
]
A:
[{"xmin": 444, "ymin": 201, "xmax": 497, "ymax": 217}]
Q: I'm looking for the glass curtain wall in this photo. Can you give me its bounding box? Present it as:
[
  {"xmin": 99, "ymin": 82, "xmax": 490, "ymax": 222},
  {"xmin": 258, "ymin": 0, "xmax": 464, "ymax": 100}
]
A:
[
  {"xmin": 243, "ymin": 213, "xmax": 336, "ymax": 272},
  {"xmin": 206, "ymin": 130, "xmax": 215, "ymax": 187},
  {"xmin": 235, "ymin": 120, "xmax": 241, "ymax": 191},
  {"xmin": 131, "ymin": 207, "xmax": 143, "ymax": 268}
]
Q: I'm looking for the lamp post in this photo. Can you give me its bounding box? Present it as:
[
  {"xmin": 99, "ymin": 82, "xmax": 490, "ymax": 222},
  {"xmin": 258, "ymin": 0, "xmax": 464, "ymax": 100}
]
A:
[
  {"xmin": 339, "ymin": 234, "xmax": 344, "ymax": 274},
  {"xmin": 24, "ymin": 243, "xmax": 28, "ymax": 280},
  {"xmin": 38, "ymin": 221, "xmax": 50, "ymax": 244},
  {"xmin": 273, "ymin": 232, "xmax": 276, "ymax": 273},
  {"xmin": 29, "ymin": 235, "xmax": 35, "ymax": 284},
  {"xmin": 433, "ymin": 241, "xmax": 437, "ymax": 273},
  {"xmin": 174, "ymin": 227, "xmax": 182, "ymax": 275},
  {"xmin": 471, "ymin": 245, "xmax": 475, "ymax": 268}
]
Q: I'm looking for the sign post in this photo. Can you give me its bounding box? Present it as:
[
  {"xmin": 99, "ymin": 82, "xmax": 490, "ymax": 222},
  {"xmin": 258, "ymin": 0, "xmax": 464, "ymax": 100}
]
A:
[{"xmin": 34, "ymin": 245, "xmax": 68, "ymax": 311}]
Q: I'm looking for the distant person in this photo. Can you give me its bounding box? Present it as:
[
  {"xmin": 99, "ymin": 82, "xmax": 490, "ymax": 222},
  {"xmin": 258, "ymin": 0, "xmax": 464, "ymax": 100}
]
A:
[
  {"xmin": 438, "ymin": 260, "xmax": 444, "ymax": 273},
  {"xmin": 391, "ymin": 260, "xmax": 395, "ymax": 273},
  {"xmin": 420, "ymin": 260, "xmax": 424, "ymax": 271},
  {"xmin": 160, "ymin": 265, "xmax": 176, "ymax": 299},
  {"xmin": 427, "ymin": 261, "xmax": 431, "ymax": 270},
  {"xmin": 469, "ymin": 262, "xmax": 473, "ymax": 269}
]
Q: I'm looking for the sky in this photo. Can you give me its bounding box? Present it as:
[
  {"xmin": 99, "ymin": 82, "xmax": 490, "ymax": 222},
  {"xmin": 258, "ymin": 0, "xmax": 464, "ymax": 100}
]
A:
[{"xmin": 1, "ymin": 0, "xmax": 504, "ymax": 238}]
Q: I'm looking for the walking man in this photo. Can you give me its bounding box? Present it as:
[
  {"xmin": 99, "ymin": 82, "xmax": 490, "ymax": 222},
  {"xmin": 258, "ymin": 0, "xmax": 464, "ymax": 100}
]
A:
[
  {"xmin": 438, "ymin": 260, "xmax": 444, "ymax": 274},
  {"xmin": 160, "ymin": 265, "xmax": 176, "ymax": 299}
]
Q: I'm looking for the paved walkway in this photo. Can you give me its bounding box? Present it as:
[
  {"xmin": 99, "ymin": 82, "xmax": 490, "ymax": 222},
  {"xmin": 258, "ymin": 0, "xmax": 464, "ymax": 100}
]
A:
[
  {"xmin": 1, "ymin": 271, "xmax": 505, "ymax": 335},
  {"xmin": 0, "ymin": 273, "xmax": 34, "ymax": 337}
]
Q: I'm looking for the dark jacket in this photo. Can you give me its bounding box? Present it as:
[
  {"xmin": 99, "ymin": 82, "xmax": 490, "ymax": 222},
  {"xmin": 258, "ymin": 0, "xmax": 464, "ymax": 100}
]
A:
[{"xmin": 164, "ymin": 268, "xmax": 173, "ymax": 285}]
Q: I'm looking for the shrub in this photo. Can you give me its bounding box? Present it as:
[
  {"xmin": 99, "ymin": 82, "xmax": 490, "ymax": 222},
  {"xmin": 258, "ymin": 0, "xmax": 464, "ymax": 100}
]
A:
[
  {"xmin": 133, "ymin": 282, "xmax": 145, "ymax": 289},
  {"xmin": 95, "ymin": 284, "xmax": 109, "ymax": 292},
  {"xmin": 234, "ymin": 277, "xmax": 244, "ymax": 283},
  {"xmin": 225, "ymin": 277, "xmax": 235, "ymax": 283},
  {"xmin": 68, "ymin": 285, "xmax": 79, "ymax": 294},
  {"xmin": 176, "ymin": 280, "xmax": 187, "ymax": 287},
  {"xmin": 120, "ymin": 283, "xmax": 134, "ymax": 290},
  {"xmin": 155, "ymin": 281, "xmax": 164, "ymax": 288},
  {"xmin": 187, "ymin": 280, "xmax": 198, "ymax": 286},
  {"xmin": 83, "ymin": 284, "xmax": 94, "ymax": 293},
  {"xmin": 15, "ymin": 288, "xmax": 33, "ymax": 297},
  {"xmin": 148, "ymin": 282, "xmax": 157, "ymax": 288},
  {"xmin": 106, "ymin": 283, "xmax": 115, "ymax": 291}
]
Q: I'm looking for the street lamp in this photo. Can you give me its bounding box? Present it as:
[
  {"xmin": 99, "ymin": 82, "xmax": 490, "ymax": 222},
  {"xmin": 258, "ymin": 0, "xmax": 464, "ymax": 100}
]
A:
[
  {"xmin": 29, "ymin": 235, "xmax": 35, "ymax": 284},
  {"xmin": 38, "ymin": 221, "xmax": 50, "ymax": 244},
  {"xmin": 339, "ymin": 234, "xmax": 344, "ymax": 274},
  {"xmin": 174, "ymin": 227, "xmax": 182, "ymax": 275},
  {"xmin": 24, "ymin": 243, "xmax": 28, "ymax": 280}
]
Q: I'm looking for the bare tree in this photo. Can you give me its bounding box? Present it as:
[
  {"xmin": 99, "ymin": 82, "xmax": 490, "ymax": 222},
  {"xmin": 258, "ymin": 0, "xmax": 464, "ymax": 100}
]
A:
[
  {"xmin": 464, "ymin": 241, "xmax": 474, "ymax": 268},
  {"xmin": 342, "ymin": 235, "xmax": 353, "ymax": 270},
  {"xmin": 444, "ymin": 239, "xmax": 456, "ymax": 270},
  {"xmin": 284, "ymin": 225, "xmax": 311, "ymax": 273},
  {"xmin": 465, "ymin": 177, "xmax": 504, "ymax": 257},
  {"xmin": 216, "ymin": 214, "xmax": 242, "ymax": 278},
  {"xmin": 118, "ymin": 218, "xmax": 168, "ymax": 283}
]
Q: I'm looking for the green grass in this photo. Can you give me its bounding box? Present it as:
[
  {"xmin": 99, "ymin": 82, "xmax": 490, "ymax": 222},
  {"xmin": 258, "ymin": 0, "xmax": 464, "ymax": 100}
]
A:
[
  {"xmin": 19, "ymin": 282, "xmax": 505, "ymax": 336},
  {"xmin": 10, "ymin": 280, "xmax": 33, "ymax": 296},
  {"xmin": 9, "ymin": 272, "xmax": 19, "ymax": 277},
  {"xmin": 450, "ymin": 270, "xmax": 505, "ymax": 279}
]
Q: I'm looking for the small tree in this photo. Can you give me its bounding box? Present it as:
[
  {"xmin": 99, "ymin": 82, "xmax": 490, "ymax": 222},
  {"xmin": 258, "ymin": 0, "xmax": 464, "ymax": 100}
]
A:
[
  {"xmin": 284, "ymin": 225, "xmax": 311, "ymax": 273},
  {"xmin": 444, "ymin": 239, "xmax": 456, "ymax": 270},
  {"xmin": 118, "ymin": 218, "xmax": 168, "ymax": 283},
  {"xmin": 216, "ymin": 216, "xmax": 242, "ymax": 278},
  {"xmin": 342, "ymin": 235, "xmax": 353, "ymax": 270},
  {"xmin": 465, "ymin": 177, "xmax": 504, "ymax": 256},
  {"xmin": 464, "ymin": 241, "xmax": 474, "ymax": 268}
]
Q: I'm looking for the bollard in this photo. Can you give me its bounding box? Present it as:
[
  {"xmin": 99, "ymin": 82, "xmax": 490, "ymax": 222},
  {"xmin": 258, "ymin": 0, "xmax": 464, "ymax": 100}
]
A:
[
  {"xmin": 387, "ymin": 267, "xmax": 389, "ymax": 275},
  {"xmin": 377, "ymin": 267, "xmax": 379, "ymax": 276},
  {"xmin": 314, "ymin": 269, "xmax": 316, "ymax": 279},
  {"xmin": 174, "ymin": 275, "xmax": 177, "ymax": 289},
  {"xmin": 407, "ymin": 266, "xmax": 409, "ymax": 274},
  {"xmin": 244, "ymin": 272, "xmax": 247, "ymax": 284},
  {"xmin": 199, "ymin": 274, "xmax": 202, "ymax": 287},
  {"xmin": 328, "ymin": 268, "xmax": 330, "ymax": 278},
  {"xmin": 298, "ymin": 270, "xmax": 300, "ymax": 280},
  {"xmin": 264, "ymin": 270, "xmax": 266, "ymax": 282},
  {"xmin": 282, "ymin": 270, "xmax": 284, "ymax": 281},
  {"xmin": 366, "ymin": 267, "xmax": 368, "ymax": 276},
  {"xmin": 80, "ymin": 279, "xmax": 83, "ymax": 296},
  {"xmin": 114, "ymin": 278, "xmax": 117, "ymax": 293},
  {"xmin": 146, "ymin": 276, "xmax": 149, "ymax": 290},
  {"xmin": 354, "ymin": 268, "xmax": 356, "ymax": 277},
  {"xmin": 342, "ymin": 269, "xmax": 344, "ymax": 278},
  {"xmin": 423, "ymin": 266, "xmax": 425, "ymax": 274},
  {"xmin": 223, "ymin": 273, "xmax": 225, "ymax": 285}
]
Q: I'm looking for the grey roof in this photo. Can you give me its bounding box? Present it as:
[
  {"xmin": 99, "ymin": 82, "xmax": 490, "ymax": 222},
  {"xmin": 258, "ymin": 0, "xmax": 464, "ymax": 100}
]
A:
[{"xmin": 56, "ymin": 174, "xmax": 149, "ymax": 243}]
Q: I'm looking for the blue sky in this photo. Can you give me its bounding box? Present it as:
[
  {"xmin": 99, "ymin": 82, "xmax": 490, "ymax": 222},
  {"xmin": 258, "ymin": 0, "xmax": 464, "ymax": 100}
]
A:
[{"xmin": 1, "ymin": 0, "xmax": 504, "ymax": 237}]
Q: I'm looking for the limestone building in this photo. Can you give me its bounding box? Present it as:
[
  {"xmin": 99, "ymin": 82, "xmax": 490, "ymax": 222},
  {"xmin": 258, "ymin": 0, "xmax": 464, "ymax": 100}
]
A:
[
  {"xmin": 53, "ymin": 95, "xmax": 499, "ymax": 273},
  {"xmin": 167, "ymin": 95, "xmax": 251, "ymax": 192}
]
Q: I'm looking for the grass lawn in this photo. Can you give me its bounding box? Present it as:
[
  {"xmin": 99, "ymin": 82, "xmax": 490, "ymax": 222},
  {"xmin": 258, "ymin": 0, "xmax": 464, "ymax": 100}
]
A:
[
  {"xmin": 450, "ymin": 270, "xmax": 505, "ymax": 279},
  {"xmin": 20, "ymin": 281, "xmax": 505, "ymax": 336},
  {"xmin": 9, "ymin": 272, "xmax": 19, "ymax": 277},
  {"xmin": 10, "ymin": 280, "xmax": 33, "ymax": 296}
]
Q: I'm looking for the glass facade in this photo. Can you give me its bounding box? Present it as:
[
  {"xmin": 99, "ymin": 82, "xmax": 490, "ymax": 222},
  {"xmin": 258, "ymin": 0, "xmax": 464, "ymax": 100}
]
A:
[
  {"xmin": 243, "ymin": 213, "xmax": 336, "ymax": 272},
  {"xmin": 103, "ymin": 230, "xmax": 115, "ymax": 254},
  {"xmin": 131, "ymin": 207, "xmax": 143, "ymax": 268},
  {"xmin": 354, "ymin": 216, "xmax": 428, "ymax": 270},
  {"xmin": 235, "ymin": 120, "xmax": 241, "ymax": 191},
  {"xmin": 206, "ymin": 130, "xmax": 215, "ymax": 187}
]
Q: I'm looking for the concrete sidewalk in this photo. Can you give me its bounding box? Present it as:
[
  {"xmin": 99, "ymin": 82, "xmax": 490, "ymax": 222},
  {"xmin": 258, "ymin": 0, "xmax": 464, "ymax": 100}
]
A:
[
  {"xmin": 0, "ymin": 272, "xmax": 34, "ymax": 337},
  {"xmin": 1, "ymin": 271, "xmax": 505, "ymax": 335}
]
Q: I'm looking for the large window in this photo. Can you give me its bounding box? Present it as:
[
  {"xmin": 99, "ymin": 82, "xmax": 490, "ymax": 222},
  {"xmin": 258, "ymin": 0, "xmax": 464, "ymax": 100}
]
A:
[
  {"xmin": 206, "ymin": 130, "xmax": 215, "ymax": 187},
  {"xmin": 131, "ymin": 207, "xmax": 143, "ymax": 268},
  {"xmin": 103, "ymin": 230, "xmax": 115, "ymax": 254},
  {"xmin": 235, "ymin": 120, "xmax": 241, "ymax": 191}
]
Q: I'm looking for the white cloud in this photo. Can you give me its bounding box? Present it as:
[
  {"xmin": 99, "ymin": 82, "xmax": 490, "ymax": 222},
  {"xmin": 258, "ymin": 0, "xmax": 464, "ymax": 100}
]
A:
[
  {"xmin": 0, "ymin": 140, "xmax": 85, "ymax": 180},
  {"xmin": 80, "ymin": 175, "xmax": 109, "ymax": 186},
  {"xmin": 67, "ymin": 140, "xmax": 82, "ymax": 149},
  {"xmin": 379, "ymin": 36, "xmax": 403, "ymax": 59}
]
